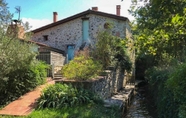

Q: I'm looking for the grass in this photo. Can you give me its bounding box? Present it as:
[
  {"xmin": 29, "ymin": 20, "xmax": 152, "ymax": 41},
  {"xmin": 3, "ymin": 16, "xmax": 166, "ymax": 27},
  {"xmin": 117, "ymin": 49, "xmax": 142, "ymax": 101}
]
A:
[{"xmin": 0, "ymin": 103, "xmax": 122, "ymax": 118}]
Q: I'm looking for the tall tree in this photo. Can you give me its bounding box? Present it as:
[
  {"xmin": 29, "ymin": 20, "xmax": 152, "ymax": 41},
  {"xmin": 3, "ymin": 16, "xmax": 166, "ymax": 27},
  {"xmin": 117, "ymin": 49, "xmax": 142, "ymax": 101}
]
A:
[
  {"xmin": 0, "ymin": 0, "xmax": 12, "ymax": 26},
  {"xmin": 130, "ymin": 0, "xmax": 186, "ymax": 117},
  {"xmin": 0, "ymin": 0, "xmax": 35, "ymax": 78},
  {"xmin": 131, "ymin": 0, "xmax": 186, "ymax": 63}
]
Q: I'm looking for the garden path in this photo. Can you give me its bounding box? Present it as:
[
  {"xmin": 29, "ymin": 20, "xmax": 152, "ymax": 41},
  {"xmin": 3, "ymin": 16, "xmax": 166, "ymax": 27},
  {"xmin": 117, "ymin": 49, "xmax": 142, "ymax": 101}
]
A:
[{"xmin": 0, "ymin": 78, "xmax": 55, "ymax": 116}]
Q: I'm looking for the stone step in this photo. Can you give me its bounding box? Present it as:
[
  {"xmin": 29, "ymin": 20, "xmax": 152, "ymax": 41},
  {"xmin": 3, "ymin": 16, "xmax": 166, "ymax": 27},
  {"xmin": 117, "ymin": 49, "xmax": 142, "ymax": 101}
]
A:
[
  {"xmin": 53, "ymin": 73, "xmax": 62, "ymax": 79},
  {"xmin": 54, "ymin": 74, "xmax": 62, "ymax": 76}
]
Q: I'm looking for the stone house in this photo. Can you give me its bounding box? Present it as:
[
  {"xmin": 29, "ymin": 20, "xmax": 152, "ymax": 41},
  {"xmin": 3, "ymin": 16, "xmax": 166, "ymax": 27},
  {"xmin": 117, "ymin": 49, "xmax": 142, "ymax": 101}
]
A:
[{"xmin": 31, "ymin": 5, "xmax": 133, "ymax": 63}]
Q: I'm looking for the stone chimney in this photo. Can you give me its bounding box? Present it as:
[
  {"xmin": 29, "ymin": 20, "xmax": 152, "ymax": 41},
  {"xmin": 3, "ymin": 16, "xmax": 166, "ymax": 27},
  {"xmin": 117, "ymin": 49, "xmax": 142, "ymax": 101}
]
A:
[
  {"xmin": 116, "ymin": 5, "xmax": 121, "ymax": 16},
  {"xmin": 92, "ymin": 7, "xmax": 98, "ymax": 11},
  {"xmin": 6, "ymin": 20, "xmax": 25, "ymax": 39},
  {"xmin": 53, "ymin": 12, "xmax": 58, "ymax": 23}
]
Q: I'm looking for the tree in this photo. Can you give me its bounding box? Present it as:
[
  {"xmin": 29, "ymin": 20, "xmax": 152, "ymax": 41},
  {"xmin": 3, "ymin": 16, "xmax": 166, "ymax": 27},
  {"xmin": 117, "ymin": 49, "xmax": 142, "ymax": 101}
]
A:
[
  {"xmin": 92, "ymin": 31, "xmax": 132, "ymax": 71},
  {"xmin": 131, "ymin": 0, "xmax": 186, "ymax": 117},
  {"xmin": 131, "ymin": 0, "xmax": 186, "ymax": 64},
  {"xmin": 0, "ymin": 0, "xmax": 12, "ymax": 25},
  {"xmin": 0, "ymin": 0, "xmax": 48, "ymax": 106}
]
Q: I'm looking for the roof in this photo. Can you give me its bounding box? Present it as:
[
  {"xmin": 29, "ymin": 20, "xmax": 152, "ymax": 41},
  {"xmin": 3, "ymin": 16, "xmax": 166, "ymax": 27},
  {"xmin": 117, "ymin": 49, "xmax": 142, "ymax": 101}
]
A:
[
  {"xmin": 19, "ymin": 39, "xmax": 65, "ymax": 54},
  {"xmin": 32, "ymin": 9, "xmax": 129, "ymax": 33}
]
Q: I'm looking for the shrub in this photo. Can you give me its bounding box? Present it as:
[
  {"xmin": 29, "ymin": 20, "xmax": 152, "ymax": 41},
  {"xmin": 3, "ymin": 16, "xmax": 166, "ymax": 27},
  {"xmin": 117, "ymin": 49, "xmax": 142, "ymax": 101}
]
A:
[
  {"xmin": 62, "ymin": 55, "xmax": 102, "ymax": 80},
  {"xmin": 146, "ymin": 66, "xmax": 179, "ymax": 118},
  {"xmin": 37, "ymin": 83, "xmax": 101, "ymax": 109},
  {"xmin": 0, "ymin": 60, "xmax": 49, "ymax": 106},
  {"xmin": 166, "ymin": 63, "xmax": 186, "ymax": 117}
]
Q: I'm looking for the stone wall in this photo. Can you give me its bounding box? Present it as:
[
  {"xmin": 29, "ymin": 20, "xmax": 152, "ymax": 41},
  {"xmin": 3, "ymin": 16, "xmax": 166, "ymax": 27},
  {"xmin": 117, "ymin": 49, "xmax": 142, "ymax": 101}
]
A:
[
  {"xmin": 56, "ymin": 67, "xmax": 126, "ymax": 99},
  {"xmin": 32, "ymin": 14, "xmax": 130, "ymax": 53}
]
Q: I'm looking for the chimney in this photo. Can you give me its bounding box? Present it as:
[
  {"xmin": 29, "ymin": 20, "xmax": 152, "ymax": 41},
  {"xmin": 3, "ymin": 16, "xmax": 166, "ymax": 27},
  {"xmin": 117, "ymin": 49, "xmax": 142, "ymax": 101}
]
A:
[
  {"xmin": 53, "ymin": 12, "xmax": 58, "ymax": 23},
  {"xmin": 6, "ymin": 20, "xmax": 25, "ymax": 39},
  {"xmin": 92, "ymin": 7, "xmax": 98, "ymax": 11},
  {"xmin": 116, "ymin": 5, "xmax": 121, "ymax": 16}
]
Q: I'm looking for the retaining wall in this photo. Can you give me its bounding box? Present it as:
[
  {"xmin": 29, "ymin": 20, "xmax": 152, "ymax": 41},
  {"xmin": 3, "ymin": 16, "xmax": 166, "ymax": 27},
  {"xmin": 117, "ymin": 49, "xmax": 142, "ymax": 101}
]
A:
[{"xmin": 56, "ymin": 67, "xmax": 126, "ymax": 99}]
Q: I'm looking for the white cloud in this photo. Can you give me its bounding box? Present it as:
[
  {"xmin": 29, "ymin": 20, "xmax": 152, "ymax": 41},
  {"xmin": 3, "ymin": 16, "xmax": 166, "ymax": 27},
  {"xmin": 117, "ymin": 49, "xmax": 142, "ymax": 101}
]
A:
[{"xmin": 22, "ymin": 18, "xmax": 52, "ymax": 30}]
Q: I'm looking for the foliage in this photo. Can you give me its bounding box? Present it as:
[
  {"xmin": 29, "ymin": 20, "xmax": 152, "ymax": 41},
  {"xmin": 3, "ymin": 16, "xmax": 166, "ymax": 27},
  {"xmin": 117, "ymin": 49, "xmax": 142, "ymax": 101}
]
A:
[
  {"xmin": 37, "ymin": 83, "xmax": 101, "ymax": 109},
  {"xmin": 62, "ymin": 55, "xmax": 102, "ymax": 80},
  {"xmin": 166, "ymin": 63, "xmax": 186, "ymax": 117},
  {"xmin": 0, "ymin": 37, "xmax": 36, "ymax": 78},
  {"xmin": 133, "ymin": 0, "xmax": 186, "ymax": 63},
  {"xmin": 0, "ymin": 0, "xmax": 12, "ymax": 25},
  {"xmin": 0, "ymin": 60, "xmax": 48, "ymax": 106},
  {"xmin": 131, "ymin": 0, "xmax": 186, "ymax": 117},
  {"xmin": 92, "ymin": 31, "xmax": 132, "ymax": 71},
  {"xmin": 30, "ymin": 60, "xmax": 49, "ymax": 85},
  {"xmin": 145, "ymin": 66, "xmax": 179, "ymax": 118},
  {"xmin": 0, "ymin": 0, "xmax": 49, "ymax": 107}
]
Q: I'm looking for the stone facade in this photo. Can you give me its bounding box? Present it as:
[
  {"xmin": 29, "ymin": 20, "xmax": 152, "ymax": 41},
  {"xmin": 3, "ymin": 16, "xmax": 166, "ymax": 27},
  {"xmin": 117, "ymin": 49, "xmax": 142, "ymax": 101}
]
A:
[{"xmin": 32, "ymin": 14, "xmax": 132, "ymax": 53}]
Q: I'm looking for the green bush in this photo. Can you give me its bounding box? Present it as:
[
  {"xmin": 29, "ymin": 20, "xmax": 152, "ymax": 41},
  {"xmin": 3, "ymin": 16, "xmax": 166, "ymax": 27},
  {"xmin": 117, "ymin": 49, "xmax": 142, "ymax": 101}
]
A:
[
  {"xmin": 166, "ymin": 63, "xmax": 186, "ymax": 118},
  {"xmin": 146, "ymin": 66, "xmax": 179, "ymax": 118},
  {"xmin": 37, "ymin": 83, "xmax": 100, "ymax": 109},
  {"xmin": 62, "ymin": 56, "xmax": 102, "ymax": 80},
  {"xmin": 0, "ymin": 60, "xmax": 49, "ymax": 106},
  {"xmin": 30, "ymin": 60, "xmax": 49, "ymax": 85}
]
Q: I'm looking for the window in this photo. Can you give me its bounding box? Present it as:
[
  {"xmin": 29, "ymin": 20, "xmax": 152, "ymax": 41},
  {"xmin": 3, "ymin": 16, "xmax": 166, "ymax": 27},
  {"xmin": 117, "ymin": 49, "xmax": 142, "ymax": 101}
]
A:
[
  {"xmin": 82, "ymin": 18, "xmax": 89, "ymax": 41},
  {"xmin": 43, "ymin": 35, "xmax": 48, "ymax": 41},
  {"xmin": 104, "ymin": 22, "xmax": 111, "ymax": 29}
]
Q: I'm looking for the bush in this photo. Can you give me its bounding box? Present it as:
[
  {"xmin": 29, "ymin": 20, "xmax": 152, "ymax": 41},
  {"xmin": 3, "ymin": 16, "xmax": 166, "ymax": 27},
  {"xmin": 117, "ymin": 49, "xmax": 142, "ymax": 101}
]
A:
[
  {"xmin": 0, "ymin": 60, "xmax": 49, "ymax": 106},
  {"xmin": 146, "ymin": 66, "xmax": 179, "ymax": 118},
  {"xmin": 166, "ymin": 63, "xmax": 186, "ymax": 117},
  {"xmin": 62, "ymin": 55, "xmax": 102, "ymax": 80},
  {"xmin": 37, "ymin": 83, "xmax": 101, "ymax": 109}
]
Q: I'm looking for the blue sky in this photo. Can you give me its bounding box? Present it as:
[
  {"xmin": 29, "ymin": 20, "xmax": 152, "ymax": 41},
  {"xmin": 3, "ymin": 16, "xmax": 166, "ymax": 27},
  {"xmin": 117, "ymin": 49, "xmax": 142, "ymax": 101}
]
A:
[{"xmin": 6, "ymin": 0, "xmax": 134, "ymax": 30}]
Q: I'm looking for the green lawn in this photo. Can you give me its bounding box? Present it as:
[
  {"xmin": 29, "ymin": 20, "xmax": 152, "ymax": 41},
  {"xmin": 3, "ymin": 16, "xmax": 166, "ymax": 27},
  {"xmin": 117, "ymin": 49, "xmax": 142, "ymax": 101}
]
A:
[{"xmin": 1, "ymin": 103, "xmax": 122, "ymax": 118}]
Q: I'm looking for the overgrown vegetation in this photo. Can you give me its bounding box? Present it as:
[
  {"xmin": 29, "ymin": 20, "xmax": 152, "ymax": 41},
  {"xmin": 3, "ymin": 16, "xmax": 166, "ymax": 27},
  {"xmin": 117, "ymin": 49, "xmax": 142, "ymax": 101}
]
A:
[
  {"xmin": 92, "ymin": 31, "xmax": 132, "ymax": 71},
  {"xmin": 131, "ymin": 0, "xmax": 186, "ymax": 117},
  {"xmin": 62, "ymin": 55, "xmax": 102, "ymax": 80},
  {"xmin": 0, "ymin": 60, "xmax": 48, "ymax": 106},
  {"xmin": 0, "ymin": 0, "xmax": 48, "ymax": 107},
  {"xmin": 37, "ymin": 83, "xmax": 102, "ymax": 109},
  {"xmin": 30, "ymin": 83, "xmax": 121, "ymax": 118},
  {"xmin": 62, "ymin": 30, "xmax": 132, "ymax": 80}
]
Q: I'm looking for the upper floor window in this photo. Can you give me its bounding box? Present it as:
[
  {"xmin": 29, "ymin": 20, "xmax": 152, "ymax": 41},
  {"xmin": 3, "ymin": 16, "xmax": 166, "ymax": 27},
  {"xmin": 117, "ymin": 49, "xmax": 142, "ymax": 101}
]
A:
[
  {"xmin": 43, "ymin": 35, "xmax": 48, "ymax": 41},
  {"xmin": 82, "ymin": 18, "xmax": 89, "ymax": 41},
  {"xmin": 104, "ymin": 22, "xmax": 110, "ymax": 29}
]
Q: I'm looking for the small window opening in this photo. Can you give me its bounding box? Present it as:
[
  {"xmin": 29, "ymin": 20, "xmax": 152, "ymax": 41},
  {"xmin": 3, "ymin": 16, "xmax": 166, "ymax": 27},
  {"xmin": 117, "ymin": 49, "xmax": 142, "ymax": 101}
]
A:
[
  {"xmin": 43, "ymin": 35, "xmax": 48, "ymax": 41},
  {"xmin": 104, "ymin": 22, "xmax": 111, "ymax": 29}
]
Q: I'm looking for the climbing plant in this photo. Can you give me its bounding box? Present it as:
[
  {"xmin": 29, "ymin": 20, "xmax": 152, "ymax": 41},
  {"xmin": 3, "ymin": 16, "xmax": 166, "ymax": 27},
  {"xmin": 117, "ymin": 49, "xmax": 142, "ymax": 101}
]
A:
[{"xmin": 92, "ymin": 31, "xmax": 132, "ymax": 71}]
